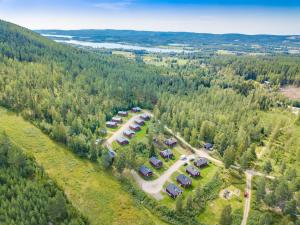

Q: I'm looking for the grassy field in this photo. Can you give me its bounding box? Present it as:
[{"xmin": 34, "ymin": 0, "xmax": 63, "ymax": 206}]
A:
[
  {"xmin": 255, "ymin": 110, "xmax": 300, "ymax": 176},
  {"xmin": 198, "ymin": 170, "xmax": 245, "ymax": 225},
  {"xmin": 0, "ymin": 107, "xmax": 166, "ymax": 225}
]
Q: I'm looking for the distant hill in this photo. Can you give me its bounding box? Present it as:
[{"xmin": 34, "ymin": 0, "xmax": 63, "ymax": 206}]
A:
[{"xmin": 36, "ymin": 29, "xmax": 300, "ymax": 54}]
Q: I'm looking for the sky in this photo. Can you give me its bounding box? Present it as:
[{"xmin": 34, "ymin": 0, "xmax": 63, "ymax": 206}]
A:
[{"xmin": 0, "ymin": 0, "xmax": 300, "ymax": 34}]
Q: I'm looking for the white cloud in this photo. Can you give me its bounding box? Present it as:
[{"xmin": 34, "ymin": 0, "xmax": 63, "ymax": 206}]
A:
[{"xmin": 94, "ymin": 0, "xmax": 134, "ymax": 10}]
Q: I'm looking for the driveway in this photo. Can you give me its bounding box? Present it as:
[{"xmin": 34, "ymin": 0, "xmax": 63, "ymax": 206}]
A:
[{"xmin": 132, "ymin": 154, "xmax": 195, "ymax": 199}]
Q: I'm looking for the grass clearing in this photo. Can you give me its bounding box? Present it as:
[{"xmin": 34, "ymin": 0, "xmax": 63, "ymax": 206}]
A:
[{"xmin": 0, "ymin": 107, "xmax": 164, "ymax": 225}]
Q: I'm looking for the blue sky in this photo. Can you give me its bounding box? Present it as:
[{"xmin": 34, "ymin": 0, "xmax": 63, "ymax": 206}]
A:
[{"xmin": 0, "ymin": 0, "xmax": 299, "ymax": 34}]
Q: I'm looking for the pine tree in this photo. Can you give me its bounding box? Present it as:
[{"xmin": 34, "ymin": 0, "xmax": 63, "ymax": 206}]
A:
[
  {"xmin": 220, "ymin": 205, "xmax": 232, "ymax": 225},
  {"xmin": 176, "ymin": 195, "xmax": 183, "ymax": 213},
  {"xmin": 223, "ymin": 146, "xmax": 235, "ymax": 169}
]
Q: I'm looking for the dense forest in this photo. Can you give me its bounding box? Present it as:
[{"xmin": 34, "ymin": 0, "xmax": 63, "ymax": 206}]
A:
[
  {"xmin": 1, "ymin": 19, "xmax": 299, "ymax": 164},
  {"xmin": 0, "ymin": 133, "xmax": 88, "ymax": 225}
]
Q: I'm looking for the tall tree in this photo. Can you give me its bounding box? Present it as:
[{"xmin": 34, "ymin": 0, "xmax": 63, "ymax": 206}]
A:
[{"xmin": 220, "ymin": 205, "xmax": 232, "ymax": 225}]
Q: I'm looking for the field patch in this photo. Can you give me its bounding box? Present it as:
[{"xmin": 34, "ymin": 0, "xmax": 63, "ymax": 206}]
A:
[{"xmin": 280, "ymin": 86, "xmax": 300, "ymax": 100}]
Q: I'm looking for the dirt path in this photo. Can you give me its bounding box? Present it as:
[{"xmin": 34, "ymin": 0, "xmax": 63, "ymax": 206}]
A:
[
  {"xmin": 241, "ymin": 172, "xmax": 252, "ymax": 225},
  {"xmin": 164, "ymin": 126, "xmax": 223, "ymax": 166}
]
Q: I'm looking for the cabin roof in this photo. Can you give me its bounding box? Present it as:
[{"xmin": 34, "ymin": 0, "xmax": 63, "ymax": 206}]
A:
[
  {"xmin": 161, "ymin": 149, "xmax": 173, "ymax": 156},
  {"xmin": 195, "ymin": 157, "xmax": 208, "ymax": 166},
  {"xmin": 123, "ymin": 129, "xmax": 135, "ymax": 135},
  {"xmin": 177, "ymin": 174, "xmax": 192, "ymax": 185},
  {"xmin": 116, "ymin": 136, "xmax": 129, "ymax": 143},
  {"xmin": 135, "ymin": 118, "xmax": 144, "ymax": 123},
  {"xmin": 149, "ymin": 156, "xmax": 162, "ymax": 166},
  {"xmin": 132, "ymin": 107, "xmax": 142, "ymax": 111},
  {"xmin": 130, "ymin": 124, "xmax": 141, "ymax": 129},
  {"xmin": 139, "ymin": 165, "xmax": 152, "ymax": 175},
  {"xmin": 166, "ymin": 183, "xmax": 182, "ymax": 196},
  {"xmin": 204, "ymin": 143, "xmax": 213, "ymax": 149},
  {"xmin": 165, "ymin": 138, "xmax": 177, "ymax": 145},
  {"xmin": 106, "ymin": 121, "xmax": 117, "ymax": 125},
  {"xmin": 186, "ymin": 165, "xmax": 200, "ymax": 175}
]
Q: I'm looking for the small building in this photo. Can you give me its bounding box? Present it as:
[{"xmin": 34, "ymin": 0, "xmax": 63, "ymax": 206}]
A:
[
  {"xmin": 106, "ymin": 121, "xmax": 118, "ymax": 128},
  {"xmin": 116, "ymin": 137, "xmax": 129, "ymax": 145},
  {"xmin": 139, "ymin": 165, "xmax": 153, "ymax": 177},
  {"xmin": 186, "ymin": 165, "xmax": 200, "ymax": 177},
  {"xmin": 129, "ymin": 124, "xmax": 141, "ymax": 131},
  {"xmin": 164, "ymin": 138, "xmax": 177, "ymax": 147},
  {"xmin": 140, "ymin": 113, "xmax": 151, "ymax": 121},
  {"xmin": 176, "ymin": 174, "xmax": 192, "ymax": 188},
  {"xmin": 149, "ymin": 157, "xmax": 163, "ymax": 169},
  {"xmin": 118, "ymin": 111, "xmax": 128, "ymax": 117},
  {"xmin": 194, "ymin": 157, "xmax": 209, "ymax": 168},
  {"xmin": 123, "ymin": 129, "xmax": 135, "ymax": 138},
  {"xmin": 135, "ymin": 118, "xmax": 145, "ymax": 126},
  {"xmin": 108, "ymin": 149, "xmax": 117, "ymax": 163},
  {"xmin": 132, "ymin": 107, "xmax": 142, "ymax": 113},
  {"xmin": 204, "ymin": 143, "xmax": 213, "ymax": 150},
  {"xmin": 160, "ymin": 149, "xmax": 174, "ymax": 159},
  {"xmin": 112, "ymin": 117, "xmax": 123, "ymax": 123},
  {"xmin": 166, "ymin": 183, "xmax": 183, "ymax": 199}
]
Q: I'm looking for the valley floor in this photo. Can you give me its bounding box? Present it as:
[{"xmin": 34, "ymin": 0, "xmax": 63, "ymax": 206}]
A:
[{"xmin": 0, "ymin": 107, "xmax": 165, "ymax": 225}]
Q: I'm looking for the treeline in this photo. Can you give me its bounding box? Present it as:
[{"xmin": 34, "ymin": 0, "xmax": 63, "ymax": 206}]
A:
[
  {"xmin": 249, "ymin": 173, "xmax": 300, "ymax": 225},
  {"xmin": 0, "ymin": 133, "xmax": 88, "ymax": 225},
  {"xmin": 209, "ymin": 56, "xmax": 300, "ymax": 86},
  {"xmin": 154, "ymin": 83, "xmax": 277, "ymax": 166}
]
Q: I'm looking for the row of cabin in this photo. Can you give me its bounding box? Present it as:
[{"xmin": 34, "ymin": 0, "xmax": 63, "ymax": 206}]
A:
[
  {"xmin": 139, "ymin": 156, "xmax": 163, "ymax": 177},
  {"xmin": 106, "ymin": 116, "xmax": 123, "ymax": 128},
  {"xmin": 167, "ymin": 157, "xmax": 209, "ymax": 198},
  {"xmin": 116, "ymin": 113, "xmax": 151, "ymax": 146}
]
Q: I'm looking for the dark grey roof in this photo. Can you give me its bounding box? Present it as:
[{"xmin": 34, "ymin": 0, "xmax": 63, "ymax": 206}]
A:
[
  {"xmin": 118, "ymin": 111, "xmax": 128, "ymax": 114},
  {"xmin": 165, "ymin": 138, "xmax": 177, "ymax": 145},
  {"xmin": 186, "ymin": 165, "xmax": 200, "ymax": 176},
  {"xmin": 123, "ymin": 129, "xmax": 135, "ymax": 135},
  {"xmin": 166, "ymin": 183, "xmax": 182, "ymax": 196},
  {"xmin": 177, "ymin": 174, "xmax": 192, "ymax": 186},
  {"xmin": 195, "ymin": 157, "xmax": 208, "ymax": 167},
  {"xmin": 108, "ymin": 150, "xmax": 117, "ymax": 158},
  {"xmin": 130, "ymin": 124, "xmax": 141, "ymax": 129},
  {"xmin": 160, "ymin": 149, "xmax": 173, "ymax": 157},
  {"xmin": 139, "ymin": 165, "xmax": 152, "ymax": 175},
  {"xmin": 132, "ymin": 107, "xmax": 142, "ymax": 111},
  {"xmin": 149, "ymin": 157, "xmax": 162, "ymax": 166},
  {"xmin": 204, "ymin": 143, "xmax": 213, "ymax": 149},
  {"xmin": 140, "ymin": 113, "xmax": 150, "ymax": 119},
  {"xmin": 116, "ymin": 136, "xmax": 129, "ymax": 143},
  {"xmin": 106, "ymin": 121, "xmax": 117, "ymax": 126},
  {"xmin": 135, "ymin": 118, "xmax": 144, "ymax": 123}
]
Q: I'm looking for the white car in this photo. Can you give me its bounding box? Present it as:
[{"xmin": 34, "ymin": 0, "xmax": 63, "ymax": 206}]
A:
[{"xmin": 180, "ymin": 155, "xmax": 187, "ymax": 160}]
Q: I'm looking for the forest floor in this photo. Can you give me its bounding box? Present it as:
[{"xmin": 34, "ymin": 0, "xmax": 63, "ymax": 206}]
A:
[
  {"xmin": 0, "ymin": 107, "xmax": 165, "ymax": 225},
  {"xmin": 280, "ymin": 86, "xmax": 300, "ymax": 100}
]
